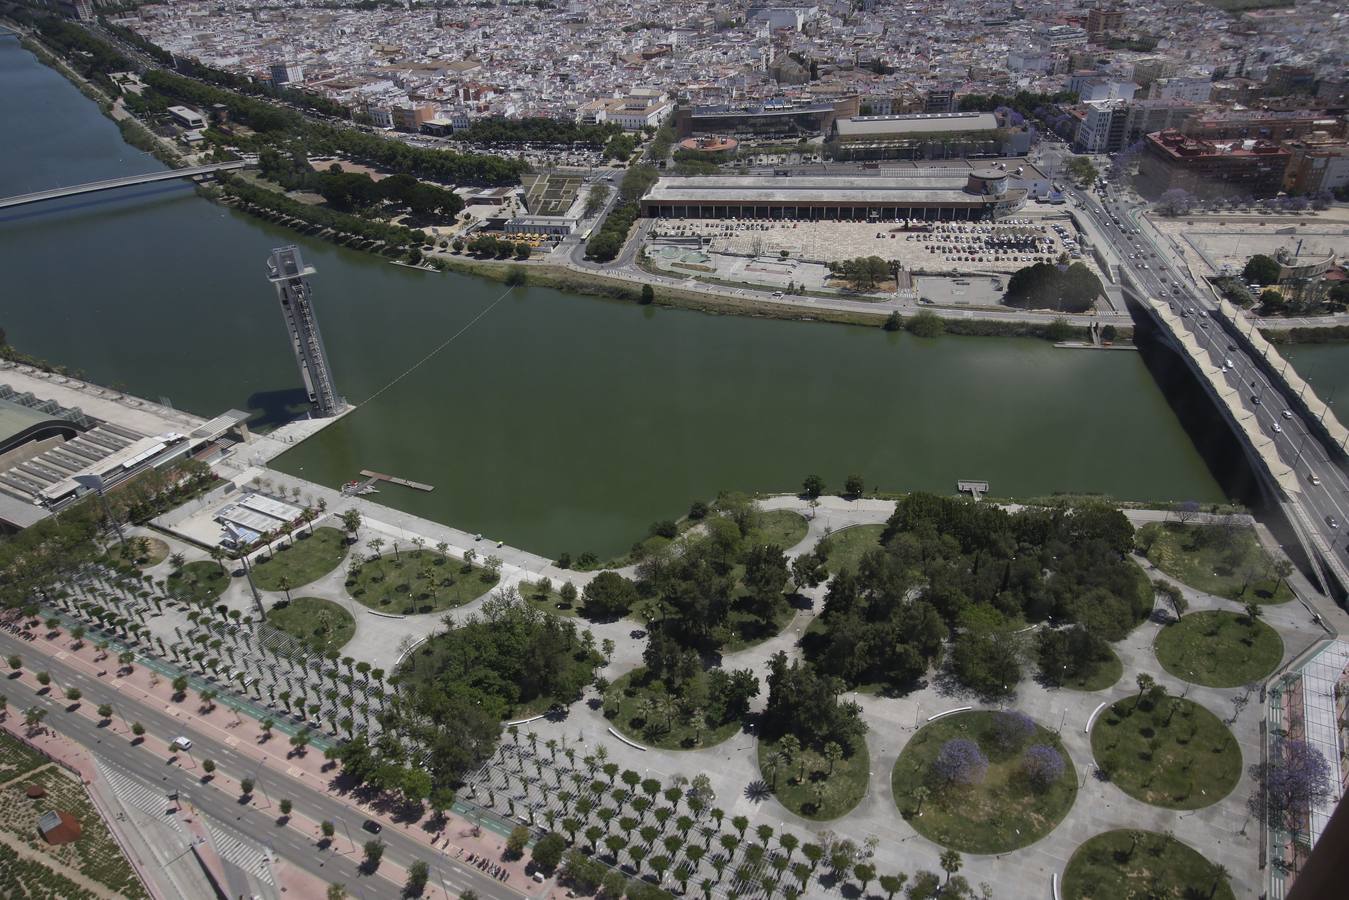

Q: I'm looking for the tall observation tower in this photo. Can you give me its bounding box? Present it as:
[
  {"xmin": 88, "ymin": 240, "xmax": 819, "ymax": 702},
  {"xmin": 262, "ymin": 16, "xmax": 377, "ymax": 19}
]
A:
[{"xmin": 267, "ymin": 246, "xmax": 343, "ymax": 417}]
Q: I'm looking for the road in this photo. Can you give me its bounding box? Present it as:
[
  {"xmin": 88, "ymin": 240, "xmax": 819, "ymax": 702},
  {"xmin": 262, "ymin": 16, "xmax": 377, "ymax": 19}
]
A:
[
  {"xmin": 1069, "ymin": 179, "xmax": 1349, "ymax": 585},
  {"xmin": 0, "ymin": 628, "xmax": 524, "ymax": 900}
]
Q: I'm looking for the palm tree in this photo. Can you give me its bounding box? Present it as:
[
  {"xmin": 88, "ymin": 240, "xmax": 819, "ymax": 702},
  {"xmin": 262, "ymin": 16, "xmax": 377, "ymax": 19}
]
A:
[
  {"xmin": 779, "ymin": 735, "xmax": 801, "ymax": 784},
  {"xmin": 823, "ymin": 741, "xmax": 843, "ymax": 776},
  {"xmin": 1208, "ymin": 863, "xmax": 1230, "ymax": 899},
  {"xmin": 278, "ymin": 575, "xmax": 293, "ymax": 602}
]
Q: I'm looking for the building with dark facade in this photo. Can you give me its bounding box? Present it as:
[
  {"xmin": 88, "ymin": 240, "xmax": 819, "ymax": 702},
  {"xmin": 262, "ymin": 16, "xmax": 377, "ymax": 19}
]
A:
[
  {"xmin": 673, "ymin": 98, "xmax": 857, "ymax": 139},
  {"xmin": 1138, "ymin": 129, "xmax": 1291, "ymax": 198}
]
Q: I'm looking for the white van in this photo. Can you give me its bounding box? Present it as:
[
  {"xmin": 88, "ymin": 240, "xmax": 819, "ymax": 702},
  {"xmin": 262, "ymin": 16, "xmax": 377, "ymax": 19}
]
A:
[{"xmin": 171, "ymin": 737, "xmax": 193, "ymax": 751}]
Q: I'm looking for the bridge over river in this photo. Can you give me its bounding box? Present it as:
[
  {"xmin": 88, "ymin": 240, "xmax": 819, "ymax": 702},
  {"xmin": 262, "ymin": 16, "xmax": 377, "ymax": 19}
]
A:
[
  {"xmin": 1078, "ymin": 187, "xmax": 1349, "ymax": 599},
  {"xmin": 0, "ymin": 162, "xmax": 247, "ymax": 210}
]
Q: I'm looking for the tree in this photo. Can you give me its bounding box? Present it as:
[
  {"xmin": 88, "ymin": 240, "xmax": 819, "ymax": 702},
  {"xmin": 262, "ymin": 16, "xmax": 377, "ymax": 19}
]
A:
[
  {"xmin": 363, "ymin": 839, "xmax": 385, "ymax": 871},
  {"xmin": 640, "ymin": 284, "xmax": 655, "ymax": 305},
  {"xmin": 65, "ymin": 687, "xmax": 81, "ymax": 703},
  {"xmin": 939, "ymin": 849, "xmax": 962, "ymax": 884},
  {"xmin": 1065, "ymin": 156, "xmax": 1098, "ymax": 185},
  {"xmin": 405, "ymin": 859, "xmax": 429, "ymax": 896},
  {"xmin": 1250, "ymin": 738, "xmax": 1333, "ymax": 832},
  {"xmin": 878, "ymin": 873, "xmax": 907, "ymax": 899},
  {"xmin": 907, "ymin": 310, "xmax": 945, "ymax": 337},
  {"xmin": 1135, "ymin": 673, "xmax": 1156, "ymax": 707},
  {"xmin": 1022, "ymin": 744, "xmax": 1065, "ymax": 791},
  {"xmin": 801, "ymin": 475, "xmax": 825, "ymax": 499},
  {"xmin": 854, "ymin": 863, "xmax": 876, "ymax": 895},
  {"xmin": 131, "ymin": 722, "xmax": 146, "ymax": 739},
  {"xmin": 172, "ymin": 675, "xmax": 189, "ymax": 697},
  {"xmin": 582, "ymin": 571, "xmax": 639, "ymax": 619},
  {"xmin": 1242, "ymin": 254, "xmax": 1280, "ymax": 286},
  {"xmin": 97, "ymin": 702, "xmax": 113, "ymax": 721},
  {"xmin": 883, "ymin": 311, "xmax": 903, "ymax": 332},
  {"xmin": 202, "ymin": 759, "xmax": 216, "ymax": 775},
  {"xmin": 990, "ymin": 710, "xmax": 1035, "ymax": 751},
  {"xmin": 506, "ymin": 824, "xmax": 531, "ymax": 859},
  {"xmin": 1156, "ymin": 188, "xmax": 1195, "ymax": 217},
  {"xmin": 843, "ymin": 474, "xmax": 865, "ymax": 498},
  {"xmin": 532, "ymin": 831, "xmax": 567, "ymax": 873},
  {"xmin": 241, "ymin": 777, "xmax": 255, "ymax": 796},
  {"xmin": 933, "ymin": 739, "xmax": 987, "ymax": 786}
]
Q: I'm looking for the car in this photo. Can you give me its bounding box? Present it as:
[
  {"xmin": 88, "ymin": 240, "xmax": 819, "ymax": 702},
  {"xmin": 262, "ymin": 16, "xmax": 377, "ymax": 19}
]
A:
[
  {"xmin": 1309, "ymin": 473, "xmax": 1321, "ymax": 485},
  {"xmin": 171, "ymin": 737, "xmax": 193, "ymax": 751},
  {"xmin": 1251, "ymin": 395, "xmax": 1261, "ymax": 404},
  {"xmin": 1272, "ymin": 423, "xmax": 1283, "ymax": 434},
  {"xmin": 1224, "ymin": 358, "xmax": 1234, "ymax": 368},
  {"xmin": 362, "ymin": 819, "xmax": 383, "ymax": 834},
  {"xmin": 1282, "ymin": 409, "xmax": 1293, "ymax": 419},
  {"xmin": 1327, "ymin": 515, "xmax": 1340, "ymax": 529}
]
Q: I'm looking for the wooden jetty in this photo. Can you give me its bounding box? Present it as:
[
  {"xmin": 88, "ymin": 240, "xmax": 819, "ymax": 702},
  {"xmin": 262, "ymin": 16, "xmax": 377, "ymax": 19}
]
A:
[{"xmin": 359, "ymin": 469, "xmax": 434, "ymax": 492}]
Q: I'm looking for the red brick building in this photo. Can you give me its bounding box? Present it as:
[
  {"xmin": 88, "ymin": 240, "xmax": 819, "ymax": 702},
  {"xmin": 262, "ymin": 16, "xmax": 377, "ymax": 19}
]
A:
[{"xmin": 1138, "ymin": 129, "xmax": 1290, "ymax": 199}]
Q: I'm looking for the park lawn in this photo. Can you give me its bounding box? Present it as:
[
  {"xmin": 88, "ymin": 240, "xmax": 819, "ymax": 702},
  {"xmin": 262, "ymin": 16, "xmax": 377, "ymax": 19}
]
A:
[
  {"xmin": 747, "ymin": 510, "xmax": 809, "ymax": 550},
  {"xmin": 607, "ymin": 668, "xmax": 741, "ymax": 750},
  {"xmin": 520, "ymin": 580, "xmax": 578, "ymax": 618},
  {"xmin": 347, "ymin": 550, "xmax": 498, "ymax": 614},
  {"xmin": 251, "ymin": 526, "xmax": 347, "ymax": 591},
  {"xmin": 266, "ymin": 596, "xmax": 355, "ymax": 653},
  {"xmin": 166, "ymin": 560, "xmax": 231, "ymax": 603},
  {"xmin": 821, "ymin": 525, "xmax": 885, "ymax": 575},
  {"xmin": 1138, "ymin": 521, "xmax": 1293, "ymax": 603},
  {"xmin": 0, "ymin": 766, "xmax": 149, "ymax": 898},
  {"xmin": 891, "ymin": 710, "xmax": 1078, "ymax": 853},
  {"xmin": 1062, "ymin": 829, "xmax": 1235, "ymax": 900},
  {"xmin": 1091, "ymin": 695, "xmax": 1241, "ymax": 809},
  {"xmin": 1062, "ymin": 644, "xmax": 1124, "ymax": 692},
  {"xmin": 107, "ymin": 536, "xmax": 169, "ymax": 568},
  {"xmin": 1154, "ymin": 610, "xmax": 1283, "ymax": 688},
  {"xmin": 758, "ymin": 735, "xmax": 869, "ymax": 820}
]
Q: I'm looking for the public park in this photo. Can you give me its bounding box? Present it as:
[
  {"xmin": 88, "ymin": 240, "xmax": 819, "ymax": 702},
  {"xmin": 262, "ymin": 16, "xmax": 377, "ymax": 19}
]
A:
[{"xmin": 9, "ymin": 469, "xmax": 1334, "ymax": 900}]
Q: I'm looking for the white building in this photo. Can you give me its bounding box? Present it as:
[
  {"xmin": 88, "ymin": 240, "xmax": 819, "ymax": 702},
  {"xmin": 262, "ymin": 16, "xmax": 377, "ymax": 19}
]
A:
[
  {"xmin": 746, "ymin": 6, "xmax": 819, "ymax": 32},
  {"xmin": 270, "ymin": 62, "xmax": 304, "ymax": 87},
  {"xmin": 1149, "ymin": 76, "xmax": 1213, "ymax": 104}
]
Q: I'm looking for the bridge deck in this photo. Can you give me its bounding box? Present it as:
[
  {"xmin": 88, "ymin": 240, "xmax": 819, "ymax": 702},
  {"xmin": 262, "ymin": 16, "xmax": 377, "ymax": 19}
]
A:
[{"xmin": 0, "ymin": 162, "xmax": 246, "ymax": 210}]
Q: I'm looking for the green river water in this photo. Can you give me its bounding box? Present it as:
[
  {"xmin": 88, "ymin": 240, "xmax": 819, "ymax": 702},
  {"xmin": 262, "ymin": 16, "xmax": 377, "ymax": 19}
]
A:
[{"xmin": 0, "ymin": 38, "xmax": 1241, "ymax": 556}]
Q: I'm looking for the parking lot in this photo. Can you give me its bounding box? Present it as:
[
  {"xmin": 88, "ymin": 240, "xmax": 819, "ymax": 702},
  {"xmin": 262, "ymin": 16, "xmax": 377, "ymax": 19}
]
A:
[{"xmin": 648, "ymin": 213, "xmax": 1088, "ymax": 275}]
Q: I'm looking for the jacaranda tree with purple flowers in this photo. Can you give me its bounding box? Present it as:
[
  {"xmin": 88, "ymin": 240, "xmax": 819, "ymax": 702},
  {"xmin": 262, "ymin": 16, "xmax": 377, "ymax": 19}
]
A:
[
  {"xmin": 1250, "ymin": 738, "xmax": 1333, "ymax": 833},
  {"xmin": 933, "ymin": 739, "xmax": 988, "ymax": 787},
  {"xmin": 990, "ymin": 710, "xmax": 1036, "ymax": 751},
  {"xmin": 1022, "ymin": 744, "xmax": 1065, "ymax": 792}
]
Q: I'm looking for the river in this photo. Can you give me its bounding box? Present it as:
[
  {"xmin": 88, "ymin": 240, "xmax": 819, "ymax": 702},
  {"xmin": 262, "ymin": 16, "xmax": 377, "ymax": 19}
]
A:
[{"xmin": 1, "ymin": 38, "xmax": 1239, "ymax": 557}]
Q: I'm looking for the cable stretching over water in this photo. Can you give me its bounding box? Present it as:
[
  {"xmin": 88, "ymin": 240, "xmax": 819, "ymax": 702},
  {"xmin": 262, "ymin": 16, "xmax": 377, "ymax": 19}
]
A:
[{"xmin": 357, "ymin": 284, "xmax": 516, "ymax": 406}]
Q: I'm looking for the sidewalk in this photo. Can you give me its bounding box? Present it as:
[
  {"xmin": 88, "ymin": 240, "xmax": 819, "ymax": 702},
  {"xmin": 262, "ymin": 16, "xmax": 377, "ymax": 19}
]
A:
[{"xmin": 5, "ymin": 622, "xmax": 546, "ymax": 897}]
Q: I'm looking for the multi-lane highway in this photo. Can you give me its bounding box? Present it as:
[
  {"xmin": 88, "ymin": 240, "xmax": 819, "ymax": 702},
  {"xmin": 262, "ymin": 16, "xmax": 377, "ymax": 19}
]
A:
[
  {"xmin": 1071, "ymin": 180, "xmax": 1349, "ymax": 588},
  {"xmin": 0, "ymin": 628, "xmax": 522, "ymax": 900}
]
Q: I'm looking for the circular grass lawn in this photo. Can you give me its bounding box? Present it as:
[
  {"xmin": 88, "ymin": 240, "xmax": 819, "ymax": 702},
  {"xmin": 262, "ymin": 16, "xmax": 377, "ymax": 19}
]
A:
[
  {"xmin": 1154, "ymin": 610, "xmax": 1282, "ymax": 688},
  {"xmin": 250, "ymin": 527, "xmax": 348, "ymax": 591},
  {"xmin": 346, "ymin": 551, "xmax": 498, "ymax": 614},
  {"xmin": 891, "ymin": 710, "xmax": 1078, "ymax": 853},
  {"xmin": 265, "ymin": 596, "xmax": 355, "ymax": 653},
  {"xmin": 1062, "ymin": 829, "xmax": 1235, "ymax": 900},
  {"xmin": 821, "ymin": 524, "xmax": 884, "ymax": 575},
  {"xmin": 749, "ymin": 509, "xmax": 809, "ymax": 550},
  {"xmin": 1060, "ymin": 644, "xmax": 1124, "ymax": 692},
  {"xmin": 607, "ymin": 668, "xmax": 740, "ymax": 751},
  {"xmin": 757, "ymin": 735, "xmax": 869, "ymax": 820},
  {"xmin": 1090, "ymin": 695, "xmax": 1240, "ymax": 809},
  {"xmin": 167, "ymin": 560, "xmax": 231, "ymax": 604}
]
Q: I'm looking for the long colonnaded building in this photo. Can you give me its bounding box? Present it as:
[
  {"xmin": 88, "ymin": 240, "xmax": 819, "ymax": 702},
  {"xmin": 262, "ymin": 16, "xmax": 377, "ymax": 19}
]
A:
[{"xmin": 639, "ymin": 169, "xmax": 1027, "ymax": 221}]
